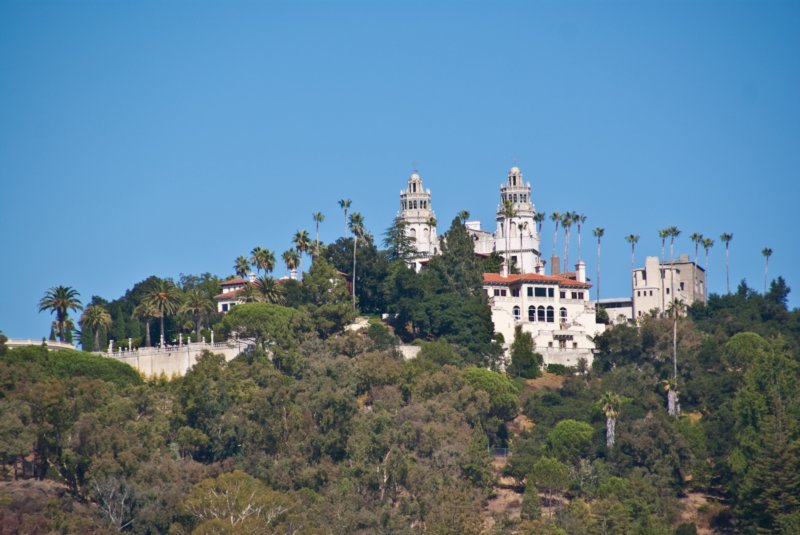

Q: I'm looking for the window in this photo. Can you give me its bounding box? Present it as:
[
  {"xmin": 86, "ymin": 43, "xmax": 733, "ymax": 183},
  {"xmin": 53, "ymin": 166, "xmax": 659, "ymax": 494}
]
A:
[
  {"xmin": 527, "ymin": 287, "xmax": 533, "ymax": 297},
  {"xmin": 666, "ymin": 288, "xmax": 670, "ymax": 294},
  {"xmin": 535, "ymin": 287, "xmax": 547, "ymax": 297},
  {"xmin": 548, "ymin": 341, "xmax": 553, "ymax": 348},
  {"xmin": 528, "ymin": 306, "xmax": 535, "ymax": 322},
  {"xmin": 547, "ymin": 306, "xmax": 555, "ymax": 323},
  {"xmin": 548, "ymin": 288, "xmax": 554, "ymax": 297},
  {"xmin": 560, "ymin": 291, "xmax": 566, "ymax": 299},
  {"xmin": 511, "ymin": 288, "xmax": 520, "ymax": 297},
  {"xmin": 650, "ymin": 290, "xmax": 653, "ymax": 296},
  {"xmin": 494, "ymin": 289, "xmax": 501, "ymax": 296},
  {"xmin": 537, "ymin": 306, "xmax": 546, "ymax": 322},
  {"xmin": 577, "ymin": 292, "xmax": 584, "ymax": 299},
  {"xmin": 637, "ymin": 291, "xmax": 641, "ymax": 297},
  {"xmin": 573, "ymin": 342, "xmax": 578, "ymax": 349},
  {"xmin": 560, "ymin": 307, "xmax": 567, "ymax": 321},
  {"xmin": 513, "ymin": 306, "xmax": 521, "ymax": 320},
  {"xmin": 680, "ymin": 282, "xmax": 685, "ymax": 291},
  {"xmin": 222, "ymin": 304, "xmax": 229, "ymax": 312}
]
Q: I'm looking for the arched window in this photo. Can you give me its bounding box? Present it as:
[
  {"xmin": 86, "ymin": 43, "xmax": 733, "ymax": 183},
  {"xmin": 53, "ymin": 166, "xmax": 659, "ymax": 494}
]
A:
[
  {"xmin": 560, "ymin": 307, "xmax": 567, "ymax": 321},
  {"xmin": 547, "ymin": 306, "xmax": 555, "ymax": 323},
  {"xmin": 528, "ymin": 306, "xmax": 535, "ymax": 322},
  {"xmin": 513, "ymin": 306, "xmax": 521, "ymax": 321},
  {"xmin": 410, "ymin": 228, "xmax": 417, "ymax": 239},
  {"xmin": 537, "ymin": 306, "xmax": 546, "ymax": 322}
]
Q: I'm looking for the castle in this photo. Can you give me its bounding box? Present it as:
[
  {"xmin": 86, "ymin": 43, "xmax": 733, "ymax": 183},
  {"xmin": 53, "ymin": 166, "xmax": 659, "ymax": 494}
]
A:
[{"xmin": 397, "ymin": 167, "xmax": 605, "ymax": 366}]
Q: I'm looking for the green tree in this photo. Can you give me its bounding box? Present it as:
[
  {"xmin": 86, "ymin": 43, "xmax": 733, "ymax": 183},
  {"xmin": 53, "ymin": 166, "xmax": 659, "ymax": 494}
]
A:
[
  {"xmin": 625, "ymin": 234, "xmax": 640, "ymax": 318},
  {"xmin": 761, "ymin": 247, "xmax": 773, "ymax": 293},
  {"xmin": 462, "ymin": 367, "xmax": 519, "ymax": 421},
  {"xmin": 79, "ymin": 304, "xmax": 112, "ymax": 351},
  {"xmin": 348, "ymin": 212, "xmax": 365, "ymax": 310},
  {"xmin": 575, "ymin": 213, "xmax": 587, "ymax": 262},
  {"xmin": 250, "ymin": 246, "xmax": 276, "ymax": 275},
  {"xmin": 562, "ymin": 211, "xmax": 574, "ymax": 269},
  {"xmin": 132, "ymin": 301, "xmax": 158, "ymax": 347},
  {"xmin": 281, "ymin": 248, "xmax": 300, "ymax": 279},
  {"xmin": 593, "ymin": 227, "xmax": 605, "ymax": 302},
  {"xmin": 38, "ymin": 286, "xmax": 83, "ymax": 343},
  {"xmin": 521, "ymin": 481, "xmax": 542, "ymax": 521},
  {"xmin": 338, "ymin": 198, "xmax": 352, "ymax": 238},
  {"xmin": 220, "ymin": 302, "xmax": 297, "ymax": 351},
  {"xmin": 550, "ymin": 211, "xmax": 561, "ymax": 260},
  {"xmin": 720, "ymin": 232, "xmax": 733, "ymax": 294},
  {"xmin": 598, "ymin": 391, "xmax": 622, "ymax": 449},
  {"xmin": 180, "ymin": 289, "xmax": 216, "ymax": 339},
  {"xmin": 142, "ymin": 279, "xmax": 182, "ymax": 346},
  {"xmin": 234, "ymin": 255, "xmax": 250, "ymax": 279},
  {"xmin": 383, "ymin": 216, "xmax": 418, "ymax": 263},
  {"xmin": 548, "ymin": 419, "xmax": 594, "ymax": 464},
  {"xmin": 507, "ymin": 329, "xmax": 542, "ymax": 379},
  {"xmin": 501, "ymin": 199, "xmax": 517, "ymax": 274},
  {"xmin": 292, "ymin": 229, "xmax": 311, "ymax": 273},
  {"xmin": 529, "ymin": 456, "xmax": 570, "ymax": 518}
]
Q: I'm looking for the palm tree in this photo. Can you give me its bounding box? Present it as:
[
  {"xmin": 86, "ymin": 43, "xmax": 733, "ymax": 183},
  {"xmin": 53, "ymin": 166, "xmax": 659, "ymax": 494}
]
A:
[
  {"xmin": 132, "ymin": 301, "xmax": 158, "ymax": 347},
  {"xmin": 282, "ymin": 249, "xmax": 300, "ymax": 279},
  {"xmin": 625, "ymin": 235, "xmax": 640, "ymax": 319},
  {"xmin": 599, "ymin": 391, "xmax": 622, "ymax": 449},
  {"xmin": 593, "ymin": 227, "xmax": 604, "ymax": 302},
  {"xmin": 142, "ymin": 280, "xmax": 182, "ymax": 347},
  {"xmin": 80, "ymin": 304, "xmax": 112, "ymax": 351},
  {"xmin": 574, "ymin": 213, "xmax": 587, "ymax": 262},
  {"xmin": 549, "ymin": 211, "xmax": 561, "ymax": 261},
  {"xmin": 720, "ymin": 233, "xmax": 734, "ymax": 293},
  {"xmin": 533, "ymin": 211, "xmax": 545, "ymax": 236},
  {"xmin": 561, "ymin": 212, "xmax": 573, "ymax": 270},
  {"xmin": 690, "ymin": 232, "xmax": 703, "ymax": 266},
  {"xmin": 349, "ymin": 212, "xmax": 365, "ymax": 309},
  {"xmin": 661, "ymin": 379, "xmax": 679, "ymax": 418},
  {"xmin": 312, "ymin": 211, "xmax": 325, "ymax": 258},
  {"xmin": 250, "ymin": 247, "xmax": 275, "ymax": 275},
  {"xmin": 293, "ymin": 230, "xmax": 311, "ymax": 274},
  {"xmin": 666, "ymin": 297, "xmax": 685, "ymax": 417},
  {"xmin": 502, "ymin": 199, "xmax": 517, "ymax": 275},
  {"xmin": 255, "ymin": 275, "xmax": 285, "ymax": 305},
  {"xmin": 234, "ymin": 256, "xmax": 250, "ymax": 279},
  {"xmin": 657, "ymin": 228, "xmax": 670, "ymax": 313},
  {"xmin": 658, "ymin": 228, "xmax": 670, "ymax": 262},
  {"xmin": 457, "ymin": 210, "xmax": 470, "ymax": 223},
  {"xmin": 701, "ymin": 238, "xmax": 714, "ymax": 300},
  {"xmin": 517, "ymin": 221, "xmax": 528, "ymax": 274},
  {"xmin": 38, "ymin": 286, "xmax": 83, "ymax": 343},
  {"xmin": 180, "ymin": 289, "xmax": 215, "ymax": 340},
  {"xmin": 762, "ymin": 247, "xmax": 773, "ymax": 293},
  {"xmin": 668, "ymin": 227, "xmax": 681, "ymax": 303},
  {"xmin": 338, "ymin": 199, "xmax": 352, "ymax": 238}
]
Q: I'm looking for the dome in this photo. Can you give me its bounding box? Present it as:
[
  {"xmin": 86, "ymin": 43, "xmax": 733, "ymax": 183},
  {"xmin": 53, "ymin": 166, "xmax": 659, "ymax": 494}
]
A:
[
  {"xmin": 410, "ymin": 171, "xmax": 421, "ymax": 180},
  {"xmin": 509, "ymin": 166, "xmax": 521, "ymax": 174}
]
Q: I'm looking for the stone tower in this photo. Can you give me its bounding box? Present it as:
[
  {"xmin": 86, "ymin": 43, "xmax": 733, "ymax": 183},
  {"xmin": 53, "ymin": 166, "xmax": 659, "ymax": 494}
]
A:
[
  {"xmin": 494, "ymin": 166, "xmax": 543, "ymax": 274},
  {"xmin": 399, "ymin": 170, "xmax": 439, "ymax": 269}
]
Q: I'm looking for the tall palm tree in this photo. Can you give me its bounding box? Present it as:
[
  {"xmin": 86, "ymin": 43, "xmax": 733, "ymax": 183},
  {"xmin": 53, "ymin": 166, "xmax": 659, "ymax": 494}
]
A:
[
  {"xmin": 701, "ymin": 238, "xmax": 714, "ymax": 300},
  {"xmin": 574, "ymin": 213, "xmax": 587, "ymax": 262},
  {"xmin": 690, "ymin": 232, "xmax": 703, "ymax": 266},
  {"xmin": 593, "ymin": 228, "xmax": 604, "ymax": 302},
  {"xmin": 338, "ymin": 199, "xmax": 352, "ymax": 238},
  {"xmin": 180, "ymin": 289, "xmax": 215, "ymax": 340},
  {"xmin": 38, "ymin": 286, "xmax": 83, "ymax": 343},
  {"xmin": 282, "ymin": 249, "xmax": 300, "ymax": 279},
  {"xmin": 561, "ymin": 212, "xmax": 573, "ymax": 270},
  {"xmin": 250, "ymin": 247, "xmax": 273, "ymax": 275},
  {"xmin": 80, "ymin": 304, "xmax": 112, "ymax": 351},
  {"xmin": 132, "ymin": 301, "xmax": 159, "ymax": 347},
  {"xmin": 666, "ymin": 297, "xmax": 685, "ymax": 417},
  {"xmin": 349, "ymin": 212, "xmax": 365, "ymax": 310},
  {"xmin": 255, "ymin": 275, "xmax": 285, "ymax": 305},
  {"xmin": 501, "ymin": 199, "xmax": 517, "ymax": 275},
  {"xmin": 720, "ymin": 233, "xmax": 734, "ymax": 293},
  {"xmin": 293, "ymin": 230, "xmax": 311, "ymax": 274},
  {"xmin": 625, "ymin": 235, "xmax": 640, "ymax": 319},
  {"xmin": 658, "ymin": 228, "xmax": 670, "ymax": 262},
  {"xmin": 234, "ymin": 256, "xmax": 250, "ymax": 279},
  {"xmin": 312, "ymin": 211, "xmax": 325, "ymax": 258},
  {"xmin": 599, "ymin": 391, "xmax": 622, "ymax": 448},
  {"xmin": 762, "ymin": 247, "xmax": 773, "ymax": 293},
  {"xmin": 142, "ymin": 280, "xmax": 182, "ymax": 347},
  {"xmin": 533, "ymin": 211, "xmax": 545, "ymax": 236},
  {"xmin": 661, "ymin": 379, "xmax": 679, "ymax": 418},
  {"xmin": 517, "ymin": 221, "xmax": 528, "ymax": 274},
  {"xmin": 457, "ymin": 210, "xmax": 470, "ymax": 223},
  {"xmin": 549, "ymin": 211, "xmax": 561, "ymax": 261},
  {"xmin": 668, "ymin": 227, "xmax": 681, "ymax": 303},
  {"xmin": 657, "ymin": 228, "xmax": 670, "ymax": 314}
]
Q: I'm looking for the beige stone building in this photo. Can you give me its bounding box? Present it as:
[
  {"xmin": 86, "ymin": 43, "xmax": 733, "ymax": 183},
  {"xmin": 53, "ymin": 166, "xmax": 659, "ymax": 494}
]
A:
[
  {"xmin": 398, "ymin": 171, "xmax": 440, "ymax": 271},
  {"xmin": 632, "ymin": 255, "xmax": 706, "ymax": 317}
]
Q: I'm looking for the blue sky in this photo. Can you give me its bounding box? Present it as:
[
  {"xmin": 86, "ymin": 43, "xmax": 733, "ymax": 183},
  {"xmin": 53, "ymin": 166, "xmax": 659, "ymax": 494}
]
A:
[{"xmin": 1, "ymin": 0, "xmax": 798, "ymax": 338}]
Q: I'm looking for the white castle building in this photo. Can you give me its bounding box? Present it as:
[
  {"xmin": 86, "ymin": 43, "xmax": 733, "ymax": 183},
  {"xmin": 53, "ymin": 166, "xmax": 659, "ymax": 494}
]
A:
[{"xmin": 398, "ymin": 166, "xmax": 605, "ymax": 366}]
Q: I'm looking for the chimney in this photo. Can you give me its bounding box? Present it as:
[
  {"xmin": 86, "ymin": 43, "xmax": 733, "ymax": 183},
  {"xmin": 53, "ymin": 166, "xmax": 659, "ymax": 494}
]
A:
[
  {"xmin": 576, "ymin": 261, "xmax": 586, "ymax": 283},
  {"xmin": 249, "ymin": 272, "xmax": 256, "ymax": 283},
  {"xmin": 551, "ymin": 255, "xmax": 561, "ymax": 275}
]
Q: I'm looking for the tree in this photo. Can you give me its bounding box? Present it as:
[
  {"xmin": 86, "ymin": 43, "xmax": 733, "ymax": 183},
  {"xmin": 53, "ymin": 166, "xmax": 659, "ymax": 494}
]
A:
[
  {"xmin": 462, "ymin": 367, "xmax": 519, "ymax": 421},
  {"xmin": 599, "ymin": 391, "xmax": 622, "ymax": 449},
  {"xmin": 281, "ymin": 249, "xmax": 300, "ymax": 279},
  {"xmin": 383, "ymin": 216, "xmax": 418, "ymax": 263},
  {"xmin": 250, "ymin": 247, "xmax": 276, "ymax": 276},
  {"xmin": 593, "ymin": 227, "xmax": 605, "ymax": 302},
  {"xmin": 292, "ymin": 230, "xmax": 311, "ymax": 273},
  {"xmin": 690, "ymin": 232, "xmax": 703, "ymax": 266},
  {"xmin": 701, "ymin": 238, "xmax": 714, "ymax": 300},
  {"xmin": 529, "ymin": 456, "xmax": 570, "ymax": 517},
  {"xmin": 625, "ymin": 235, "xmax": 639, "ymax": 318},
  {"xmin": 762, "ymin": 247, "xmax": 773, "ymax": 293},
  {"xmin": 38, "ymin": 286, "xmax": 83, "ymax": 343},
  {"xmin": 349, "ymin": 212, "xmax": 365, "ymax": 310},
  {"xmin": 533, "ymin": 211, "xmax": 545, "ymax": 236},
  {"xmin": 338, "ymin": 198, "xmax": 352, "ymax": 237},
  {"xmin": 180, "ymin": 289, "xmax": 216, "ymax": 339},
  {"xmin": 501, "ymin": 199, "xmax": 517, "ymax": 275},
  {"xmin": 254, "ymin": 276, "xmax": 285, "ymax": 305},
  {"xmin": 507, "ymin": 329, "xmax": 542, "ymax": 379},
  {"xmin": 234, "ymin": 255, "xmax": 250, "ymax": 279},
  {"xmin": 575, "ymin": 213, "xmax": 587, "ymax": 262},
  {"xmin": 720, "ymin": 232, "xmax": 733, "ymax": 293},
  {"xmin": 132, "ymin": 301, "xmax": 158, "ymax": 346},
  {"xmin": 79, "ymin": 304, "xmax": 112, "ymax": 351},
  {"xmin": 312, "ymin": 211, "xmax": 325, "ymax": 258},
  {"xmin": 457, "ymin": 209, "xmax": 470, "ymax": 223},
  {"xmin": 550, "ymin": 211, "xmax": 561, "ymax": 260},
  {"xmin": 220, "ymin": 302, "xmax": 297, "ymax": 351},
  {"xmin": 562, "ymin": 212, "xmax": 573, "ymax": 270},
  {"xmin": 142, "ymin": 279, "xmax": 182, "ymax": 346},
  {"xmin": 548, "ymin": 419, "xmax": 594, "ymax": 464},
  {"xmin": 517, "ymin": 221, "xmax": 528, "ymax": 273}
]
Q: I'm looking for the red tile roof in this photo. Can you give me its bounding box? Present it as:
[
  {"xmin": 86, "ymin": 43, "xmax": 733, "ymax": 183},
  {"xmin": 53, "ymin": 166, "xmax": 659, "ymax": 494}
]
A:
[
  {"xmin": 483, "ymin": 273, "xmax": 591, "ymax": 288},
  {"xmin": 215, "ymin": 288, "xmax": 244, "ymax": 300},
  {"xmin": 221, "ymin": 278, "xmax": 248, "ymax": 286}
]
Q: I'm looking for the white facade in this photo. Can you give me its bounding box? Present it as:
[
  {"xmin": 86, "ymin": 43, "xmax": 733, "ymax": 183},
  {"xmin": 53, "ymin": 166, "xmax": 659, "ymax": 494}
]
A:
[
  {"xmin": 214, "ymin": 276, "xmax": 250, "ymax": 313},
  {"xmin": 483, "ymin": 263, "xmax": 605, "ymax": 367},
  {"xmin": 632, "ymin": 255, "xmax": 706, "ymax": 318},
  {"xmin": 398, "ymin": 171, "xmax": 440, "ymax": 271}
]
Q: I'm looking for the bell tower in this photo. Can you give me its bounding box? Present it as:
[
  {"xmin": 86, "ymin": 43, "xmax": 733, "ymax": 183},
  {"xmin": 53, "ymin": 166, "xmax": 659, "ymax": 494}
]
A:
[
  {"xmin": 399, "ymin": 170, "xmax": 439, "ymax": 265},
  {"xmin": 495, "ymin": 166, "xmax": 543, "ymax": 274}
]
